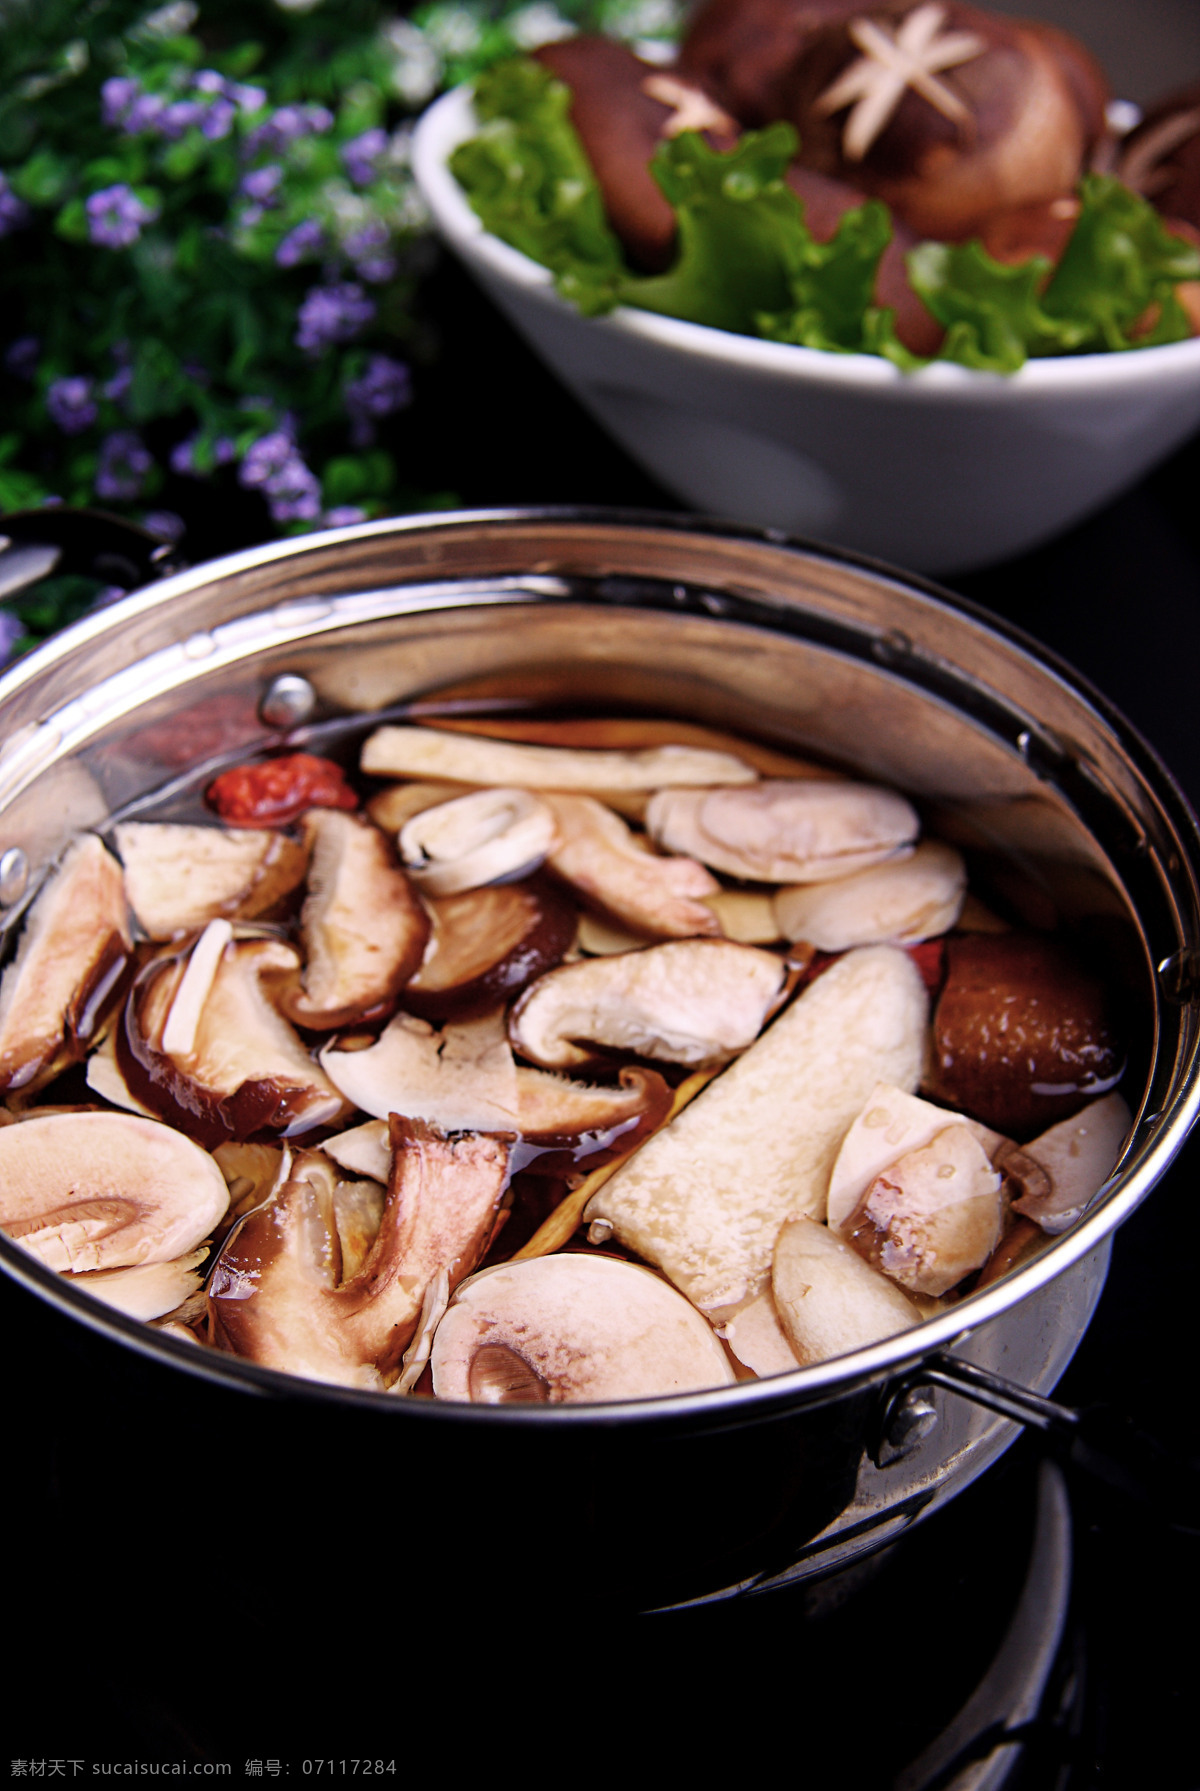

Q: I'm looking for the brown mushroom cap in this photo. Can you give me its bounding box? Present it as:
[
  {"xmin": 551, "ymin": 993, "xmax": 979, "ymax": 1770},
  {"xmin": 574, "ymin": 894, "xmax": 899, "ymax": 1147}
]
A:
[
  {"xmin": 402, "ymin": 878, "xmax": 576, "ymax": 1022},
  {"xmin": 0, "ymin": 1110, "xmax": 229, "ymax": 1273},
  {"xmin": 0, "ymin": 834, "xmax": 131, "ymax": 1092},
  {"xmin": 679, "ymin": 0, "xmax": 866, "ymax": 127},
  {"xmin": 508, "ymin": 938, "xmax": 787, "ymax": 1070},
  {"xmin": 280, "ymin": 808, "xmax": 429, "ymax": 1029}
]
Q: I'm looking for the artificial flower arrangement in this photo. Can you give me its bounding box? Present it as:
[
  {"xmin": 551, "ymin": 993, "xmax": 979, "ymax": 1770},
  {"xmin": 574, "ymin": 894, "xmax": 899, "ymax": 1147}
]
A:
[{"xmin": 0, "ymin": 0, "xmax": 684, "ymax": 659}]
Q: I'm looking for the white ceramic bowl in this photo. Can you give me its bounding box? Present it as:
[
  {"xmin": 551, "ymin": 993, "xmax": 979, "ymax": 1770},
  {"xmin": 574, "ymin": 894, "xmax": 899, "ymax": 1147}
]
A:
[{"xmin": 412, "ymin": 83, "xmax": 1200, "ymax": 575}]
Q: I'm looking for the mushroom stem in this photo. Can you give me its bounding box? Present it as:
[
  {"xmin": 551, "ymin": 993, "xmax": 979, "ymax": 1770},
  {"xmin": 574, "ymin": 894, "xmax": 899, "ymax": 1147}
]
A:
[{"xmin": 512, "ymin": 1065, "xmax": 720, "ymax": 1259}]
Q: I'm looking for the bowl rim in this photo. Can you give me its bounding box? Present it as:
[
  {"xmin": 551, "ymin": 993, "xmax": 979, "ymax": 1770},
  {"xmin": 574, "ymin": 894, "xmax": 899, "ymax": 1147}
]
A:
[
  {"xmin": 412, "ymin": 83, "xmax": 1200, "ymax": 398},
  {"xmin": 1, "ymin": 504, "xmax": 1198, "ymax": 1430}
]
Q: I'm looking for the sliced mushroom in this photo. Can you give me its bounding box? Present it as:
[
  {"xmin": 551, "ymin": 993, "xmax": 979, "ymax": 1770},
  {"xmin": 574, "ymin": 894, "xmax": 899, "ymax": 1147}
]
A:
[
  {"xmin": 85, "ymin": 1030, "xmax": 156, "ymax": 1117},
  {"xmin": 0, "ymin": 833, "xmax": 131, "ymax": 1092},
  {"xmin": 703, "ymin": 890, "xmax": 782, "ymax": 944},
  {"xmin": 1014, "ymin": 1091, "xmax": 1132, "ymax": 1234},
  {"xmin": 647, "ymin": 780, "xmax": 919, "ymax": 885},
  {"xmin": 514, "ymin": 1063, "xmax": 671, "ymax": 1144},
  {"xmin": 842, "ymin": 1124, "xmax": 1004, "ymax": 1297},
  {"xmin": 430, "ymin": 1254, "xmax": 735, "ymax": 1403},
  {"xmin": 320, "ymin": 1007, "xmax": 521, "ymax": 1133},
  {"xmin": 120, "ymin": 936, "xmax": 349, "ymax": 1149},
  {"xmin": 508, "ymin": 939, "xmax": 787, "ymax": 1070},
  {"xmin": 585, "ymin": 945, "xmax": 928, "ymax": 1317},
  {"xmin": 403, "ymin": 879, "xmax": 576, "ymax": 1021},
  {"xmin": 719, "ymin": 1288, "xmax": 802, "ymax": 1377},
  {"xmin": 0, "ymin": 1110, "xmax": 229, "ymax": 1273},
  {"xmin": 772, "ymin": 1216, "xmax": 921, "ymax": 1368},
  {"xmin": 827, "ymin": 1082, "xmax": 1001, "ymax": 1232},
  {"xmin": 774, "ymin": 840, "xmax": 966, "ymax": 951},
  {"xmin": 543, "ymin": 793, "xmax": 721, "ymax": 939},
  {"xmin": 360, "ymin": 725, "xmax": 757, "ymax": 792},
  {"xmin": 65, "ymin": 1247, "xmax": 210, "ymax": 1320},
  {"xmin": 414, "ymin": 713, "xmax": 824, "ymax": 777},
  {"xmin": 367, "ymin": 780, "xmax": 476, "ymax": 832},
  {"xmin": 114, "ymin": 821, "xmax": 308, "ymax": 940},
  {"xmin": 208, "ymin": 1120, "xmax": 509, "ymax": 1389},
  {"xmin": 279, "ymin": 809, "xmax": 429, "ymax": 1029},
  {"xmin": 211, "ymin": 1139, "xmax": 290, "ymax": 1228},
  {"xmin": 324, "ymin": 1118, "xmax": 391, "ymax": 1185},
  {"xmin": 334, "ymin": 1176, "xmax": 386, "ymax": 1280},
  {"xmin": 576, "ymin": 911, "xmax": 654, "ymax": 955},
  {"xmin": 398, "ymin": 787, "xmax": 560, "ymax": 895}
]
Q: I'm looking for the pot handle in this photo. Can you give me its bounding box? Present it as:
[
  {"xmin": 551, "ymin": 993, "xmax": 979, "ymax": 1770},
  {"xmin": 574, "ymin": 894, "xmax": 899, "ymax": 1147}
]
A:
[
  {"xmin": 0, "ymin": 506, "xmax": 185, "ymax": 602},
  {"xmin": 879, "ymin": 1352, "xmax": 1199, "ymax": 1533}
]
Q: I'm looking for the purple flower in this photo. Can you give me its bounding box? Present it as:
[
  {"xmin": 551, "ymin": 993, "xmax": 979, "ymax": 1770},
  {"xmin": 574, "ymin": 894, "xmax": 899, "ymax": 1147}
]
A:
[
  {"xmin": 232, "ymin": 84, "xmax": 268, "ymax": 115},
  {"xmin": 0, "ymin": 609, "xmax": 27, "ymax": 668},
  {"xmin": 322, "ymin": 506, "xmax": 369, "ymax": 527},
  {"xmin": 104, "ymin": 365, "xmax": 133, "ymax": 404},
  {"xmin": 46, "ymin": 377, "xmax": 98, "ymax": 435},
  {"xmin": 241, "ymin": 165, "xmax": 283, "ymax": 206},
  {"xmin": 101, "ymin": 76, "xmax": 141, "ymax": 127},
  {"xmin": 295, "ymin": 282, "xmax": 375, "ymax": 355},
  {"xmin": 238, "ymin": 431, "xmax": 297, "ymax": 489},
  {"xmin": 341, "ymin": 128, "xmax": 388, "ymax": 188},
  {"xmin": 95, "ymin": 431, "xmax": 153, "ymax": 502},
  {"xmin": 86, "ymin": 184, "xmax": 159, "ymax": 249},
  {"xmin": 275, "ymin": 218, "xmax": 325, "ymax": 267},
  {"xmin": 201, "ymin": 97, "xmax": 236, "ymax": 142},
  {"xmin": 344, "ymin": 354, "xmax": 411, "ymax": 446},
  {"xmin": 239, "ymin": 433, "xmax": 321, "ymax": 523},
  {"xmin": 5, "ymin": 336, "xmax": 38, "ymax": 381},
  {"xmin": 124, "ymin": 91, "xmax": 168, "ymax": 135},
  {"xmin": 245, "ymin": 104, "xmax": 333, "ymax": 160},
  {"xmin": 345, "ymin": 221, "xmax": 397, "ymax": 286},
  {"xmin": 170, "ymin": 433, "xmax": 235, "ymax": 476},
  {"xmin": 160, "ymin": 99, "xmax": 206, "ymax": 140},
  {"xmin": 0, "ymin": 173, "xmax": 30, "ymax": 238},
  {"xmin": 192, "ymin": 69, "xmax": 228, "ymax": 97}
]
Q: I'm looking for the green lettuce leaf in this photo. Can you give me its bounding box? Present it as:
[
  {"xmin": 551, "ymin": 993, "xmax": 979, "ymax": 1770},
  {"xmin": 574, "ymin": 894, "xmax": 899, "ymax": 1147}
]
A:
[{"xmin": 1041, "ymin": 173, "xmax": 1200, "ymax": 351}]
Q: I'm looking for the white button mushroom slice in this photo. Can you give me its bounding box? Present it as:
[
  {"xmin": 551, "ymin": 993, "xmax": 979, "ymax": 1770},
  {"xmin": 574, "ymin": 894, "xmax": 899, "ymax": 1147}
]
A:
[
  {"xmin": 508, "ymin": 939, "xmax": 787, "ymax": 1071},
  {"xmin": 280, "ymin": 809, "xmax": 429, "ymax": 1029},
  {"xmin": 584, "ymin": 946, "xmax": 928, "ymax": 1318},
  {"xmin": 0, "ymin": 1111, "xmax": 230, "ymax": 1274},
  {"xmin": 703, "ymin": 890, "xmax": 783, "ymax": 944},
  {"xmin": 827, "ymin": 1082, "xmax": 1003, "ymax": 1233},
  {"xmin": 773, "ymin": 1216, "xmax": 922, "ymax": 1367},
  {"xmin": 398, "ymin": 786, "xmax": 560, "ymax": 896},
  {"xmin": 646, "ymin": 780, "xmax": 919, "ymax": 884},
  {"xmin": 124, "ymin": 938, "xmax": 349, "ymax": 1144},
  {"xmin": 64, "ymin": 1247, "xmax": 210, "ymax": 1321},
  {"xmin": 324, "ymin": 1118, "xmax": 391, "ymax": 1186},
  {"xmin": 541, "ymin": 793, "xmax": 720, "ymax": 940},
  {"xmin": 114, "ymin": 821, "xmax": 308, "ymax": 940},
  {"xmin": 430, "ymin": 1254, "xmax": 735, "ymax": 1404},
  {"xmin": 403, "ymin": 879, "xmax": 576, "ymax": 1021},
  {"xmin": 208, "ymin": 1118, "xmax": 510, "ymax": 1389},
  {"xmin": 360, "ymin": 725, "xmax": 758, "ymax": 792},
  {"xmin": 773, "ymin": 840, "xmax": 966, "ymax": 951},
  {"xmin": 719, "ymin": 1289, "xmax": 802, "ymax": 1377},
  {"xmin": 321, "ymin": 1007, "xmax": 521, "ymax": 1132},
  {"xmin": 1014, "ymin": 1092, "xmax": 1132, "ymax": 1234},
  {"xmin": 0, "ymin": 833, "xmax": 131, "ymax": 1092},
  {"xmin": 842, "ymin": 1125, "xmax": 1004, "ymax": 1297}
]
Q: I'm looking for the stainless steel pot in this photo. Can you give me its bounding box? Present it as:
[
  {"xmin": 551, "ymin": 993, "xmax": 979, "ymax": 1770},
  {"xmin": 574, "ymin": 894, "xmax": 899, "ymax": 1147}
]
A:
[{"xmin": 2, "ymin": 507, "xmax": 1197, "ymax": 1610}]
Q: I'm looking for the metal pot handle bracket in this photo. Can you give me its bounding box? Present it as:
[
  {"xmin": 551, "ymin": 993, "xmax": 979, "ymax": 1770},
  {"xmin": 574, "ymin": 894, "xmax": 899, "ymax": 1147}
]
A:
[
  {"xmin": 878, "ymin": 1353, "xmax": 1199, "ymax": 1533},
  {"xmin": 0, "ymin": 507, "xmax": 186, "ymax": 602}
]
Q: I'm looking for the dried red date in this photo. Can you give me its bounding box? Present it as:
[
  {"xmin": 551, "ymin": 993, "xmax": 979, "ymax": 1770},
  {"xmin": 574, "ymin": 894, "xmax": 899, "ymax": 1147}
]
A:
[{"xmin": 206, "ymin": 753, "xmax": 358, "ymax": 827}]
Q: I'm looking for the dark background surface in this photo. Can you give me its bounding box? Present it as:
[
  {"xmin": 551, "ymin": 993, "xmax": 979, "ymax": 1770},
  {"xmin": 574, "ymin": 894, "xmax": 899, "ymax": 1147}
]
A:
[{"xmin": 3, "ymin": 250, "xmax": 1198, "ymax": 1785}]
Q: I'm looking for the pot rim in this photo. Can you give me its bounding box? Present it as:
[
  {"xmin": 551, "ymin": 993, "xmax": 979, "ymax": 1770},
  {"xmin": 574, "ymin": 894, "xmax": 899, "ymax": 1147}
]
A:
[{"xmin": 1, "ymin": 503, "xmax": 1197, "ymax": 1428}]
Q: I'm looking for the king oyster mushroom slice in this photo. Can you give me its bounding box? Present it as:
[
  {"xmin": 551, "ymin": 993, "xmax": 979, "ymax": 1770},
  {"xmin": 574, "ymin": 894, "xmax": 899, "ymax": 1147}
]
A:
[
  {"xmin": 541, "ymin": 793, "xmax": 721, "ymax": 939},
  {"xmin": 0, "ymin": 1110, "xmax": 229, "ymax": 1274},
  {"xmin": 841, "ymin": 1124, "xmax": 1005, "ymax": 1297},
  {"xmin": 430, "ymin": 1254, "xmax": 735, "ymax": 1404},
  {"xmin": 280, "ymin": 808, "xmax": 429, "ymax": 1029},
  {"xmin": 1013, "ymin": 1092, "xmax": 1132, "ymax": 1235},
  {"xmin": 646, "ymin": 780, "xmax": 919, "ymax": 884},
  {"xmin": 114, "ymin": 822, "xmax": 308, "ymax": 940},
  {"xmin": 321, "ymin": 1007, "xmax": 521, "ymax": 1133},
  {"xmin": 398, "ymin": 786, "xmax": 560, "ymax": 895},
  {"xmin": 772, "ymin": 1217, "xmax": 922, "ymax": 1368},
  {"xmin": 123, "ymin": 935, "xmax": 349, "ymax": 1146},
  {"xmin": 0, "ymin": 833, "xmax": 131, "ymax": 1093},
  {"xmin": 65, "ymin": 1247, "xmax": 210, "ymax": 1321},
  {"xmin": 827, "ymin": 1083, "xmax": 1002, "ymax": 1233},
  {"xmin": 208, "ymin": 1120, "xmax": 509, "ymax": 1389},
  {"xmin": 403, "ymin": 879, "xmax": 576, "ymax": 1022},
  {"xmin": 584, "ymin": 946, "xmax": 928, "ymax": 1320},
  {"xmin": 360, "ymin": 725, "xmax": 758, "ymax": 792},
  {"xmin": 509, "ymin": 939, "xmax": 787, "ymax": 1071},
  {"xmin": 774, "ymin": 840, "xmax": 967, "ymax": 951}
]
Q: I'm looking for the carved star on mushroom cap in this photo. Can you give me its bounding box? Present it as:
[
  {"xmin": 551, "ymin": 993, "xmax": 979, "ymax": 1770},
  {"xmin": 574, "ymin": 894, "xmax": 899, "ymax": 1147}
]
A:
[
  {"xmin": 815, "ymin": 3, "xmax": 987, "ymax": 162},
  {"xmin": 641, "ymin": 73, "xmax": 738, "ymax": 140}
]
